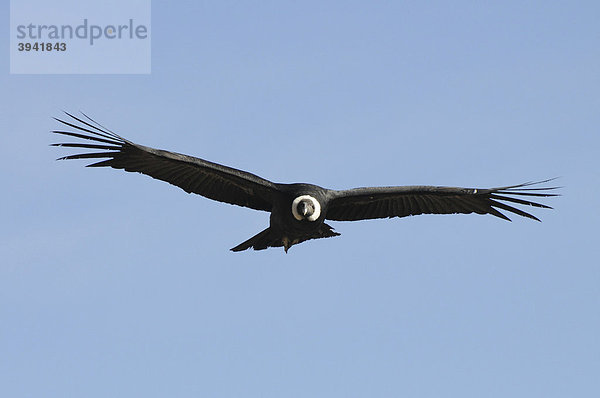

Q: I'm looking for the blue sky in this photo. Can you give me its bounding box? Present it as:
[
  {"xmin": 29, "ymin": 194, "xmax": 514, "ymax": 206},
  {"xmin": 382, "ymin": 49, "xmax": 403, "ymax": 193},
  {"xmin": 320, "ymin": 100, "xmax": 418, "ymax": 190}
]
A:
[{"xmin": 2, "ymin": 1, "xmax": 599, "ymax": 397}]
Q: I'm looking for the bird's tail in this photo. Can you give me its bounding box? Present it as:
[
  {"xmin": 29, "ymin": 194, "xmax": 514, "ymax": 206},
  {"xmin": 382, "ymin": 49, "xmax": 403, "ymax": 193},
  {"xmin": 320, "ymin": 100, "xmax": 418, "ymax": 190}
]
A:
[
  {"xmin": 230, "ymin": 224, "xmax": 341, "ymax": 253},
  {"xmin": 230, "ymin": 228, "xmax": 277, "ymax": 252}
]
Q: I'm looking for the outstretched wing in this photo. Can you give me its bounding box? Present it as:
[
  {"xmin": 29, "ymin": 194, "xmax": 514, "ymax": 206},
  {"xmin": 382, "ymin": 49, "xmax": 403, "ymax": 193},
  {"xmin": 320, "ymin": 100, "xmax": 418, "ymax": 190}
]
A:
[
  {"xmin": 326, "ymin": 180, "xmax": 559, "ymax": 222},
  {"xmin": 52, "ymin": 112, "xmax": 278, "ymax": 211}
]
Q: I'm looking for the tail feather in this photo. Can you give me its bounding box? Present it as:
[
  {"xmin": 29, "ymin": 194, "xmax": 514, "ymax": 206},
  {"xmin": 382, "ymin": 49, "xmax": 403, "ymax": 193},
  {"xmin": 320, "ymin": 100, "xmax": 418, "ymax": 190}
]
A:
[
  {"xmin": 230, "ymin": 228, "xmax": 278, "ymax": 252},
  {"xmin": 230, "ymin": 224, "xmax": 341, "ymax": 252}
]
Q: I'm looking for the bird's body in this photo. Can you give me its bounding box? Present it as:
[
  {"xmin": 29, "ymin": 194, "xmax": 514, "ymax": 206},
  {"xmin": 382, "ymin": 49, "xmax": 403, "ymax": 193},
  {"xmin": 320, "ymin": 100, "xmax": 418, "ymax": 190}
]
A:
[
  {"xmin": 232, "ymin": 183, "xmax": 339, "ymax": 252},
  {"xmin": 52, "ymin": 113, "xmax": 559, "ymax": 252}
]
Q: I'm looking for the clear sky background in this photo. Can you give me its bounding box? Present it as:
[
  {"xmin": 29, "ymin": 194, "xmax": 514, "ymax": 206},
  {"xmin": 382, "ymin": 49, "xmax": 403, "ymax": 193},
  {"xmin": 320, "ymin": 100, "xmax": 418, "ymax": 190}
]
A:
[{"xmin": 2, "ymin": 1, "xmax": 599, "ymax": 397}]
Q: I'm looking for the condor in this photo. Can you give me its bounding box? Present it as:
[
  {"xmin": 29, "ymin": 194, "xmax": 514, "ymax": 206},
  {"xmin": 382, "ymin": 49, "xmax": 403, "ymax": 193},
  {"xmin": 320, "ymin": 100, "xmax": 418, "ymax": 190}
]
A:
[{"xmin": 52, "ymin": 113, "xmax": 559, "ymax": 252}]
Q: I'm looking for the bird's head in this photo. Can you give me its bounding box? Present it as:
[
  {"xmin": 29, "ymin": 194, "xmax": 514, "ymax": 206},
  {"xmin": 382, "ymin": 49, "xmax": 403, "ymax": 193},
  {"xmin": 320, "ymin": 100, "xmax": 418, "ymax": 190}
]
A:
[
  {"xmin": 298, "ymin": 200, "xmax": 315, "ymax": 217},
  {"xmin": 292, "ymin": 195, "xmax": 321, "ymax": 221}
]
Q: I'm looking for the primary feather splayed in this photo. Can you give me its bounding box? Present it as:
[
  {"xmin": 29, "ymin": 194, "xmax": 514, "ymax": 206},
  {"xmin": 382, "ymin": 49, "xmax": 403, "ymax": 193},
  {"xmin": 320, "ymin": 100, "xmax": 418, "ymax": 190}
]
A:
[{"xmin": 52, "ymin": 112, "xmax": 559, "ymax": 252}]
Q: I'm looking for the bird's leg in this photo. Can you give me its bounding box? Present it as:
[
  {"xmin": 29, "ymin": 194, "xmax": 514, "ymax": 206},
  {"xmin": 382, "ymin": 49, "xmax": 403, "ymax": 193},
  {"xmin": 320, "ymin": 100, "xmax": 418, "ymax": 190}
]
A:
[{"xmin": 283, "ymin": 237, "xmax": 291, "ymax": 253}]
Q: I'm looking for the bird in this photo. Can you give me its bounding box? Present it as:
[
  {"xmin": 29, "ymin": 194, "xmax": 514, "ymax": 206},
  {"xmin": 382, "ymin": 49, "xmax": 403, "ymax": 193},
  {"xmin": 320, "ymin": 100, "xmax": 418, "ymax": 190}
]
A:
[{"xmin": 52, "ymin": 112, "xmax": 559, "ymax": 253}]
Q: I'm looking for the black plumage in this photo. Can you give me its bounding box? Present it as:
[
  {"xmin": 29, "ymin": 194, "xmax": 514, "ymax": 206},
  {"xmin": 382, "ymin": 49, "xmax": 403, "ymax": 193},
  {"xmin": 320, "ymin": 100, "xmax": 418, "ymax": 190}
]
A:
[{"xmin": 52, "ymin": 112, "xmax": 559, "ymax": 252}]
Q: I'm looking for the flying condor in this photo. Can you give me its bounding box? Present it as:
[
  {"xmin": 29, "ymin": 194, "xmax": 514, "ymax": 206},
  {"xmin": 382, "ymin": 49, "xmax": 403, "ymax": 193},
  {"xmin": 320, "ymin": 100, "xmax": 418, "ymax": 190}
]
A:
[{"xmin": 52, "ymin": 112, "xmax": 559, "ymax": 252}]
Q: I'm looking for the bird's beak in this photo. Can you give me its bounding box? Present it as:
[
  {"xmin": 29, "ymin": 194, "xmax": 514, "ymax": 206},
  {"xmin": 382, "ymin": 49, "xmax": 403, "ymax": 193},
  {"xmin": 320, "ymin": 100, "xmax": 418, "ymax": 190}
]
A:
[{"xmin": 298, "ymin": 202, "xmax": 308, "ymax": 217}]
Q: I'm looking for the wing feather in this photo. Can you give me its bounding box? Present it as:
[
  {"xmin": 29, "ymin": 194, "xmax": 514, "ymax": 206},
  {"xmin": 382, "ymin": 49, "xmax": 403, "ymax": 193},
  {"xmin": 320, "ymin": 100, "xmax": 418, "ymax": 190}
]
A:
[
  {"xmin": 52, "ymin": 112, "xmax": 277, "ymax": 211},
  {"xmin": 326, "ymin": 180, "xmax": 559, "ymax": 222}
]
